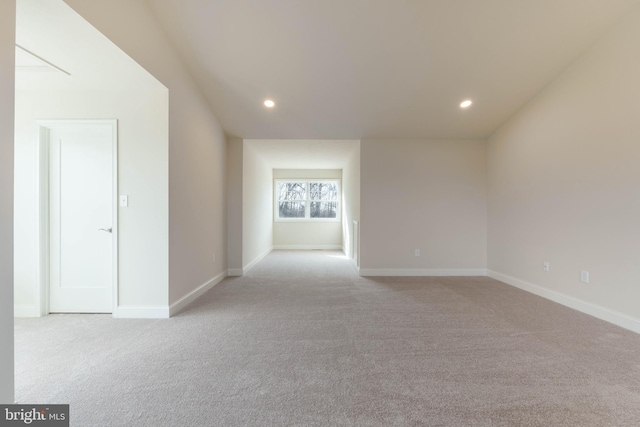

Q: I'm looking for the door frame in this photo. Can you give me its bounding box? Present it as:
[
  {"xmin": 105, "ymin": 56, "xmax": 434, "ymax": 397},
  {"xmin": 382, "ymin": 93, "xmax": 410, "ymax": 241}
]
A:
[{"xmin": 36, "ymin": 119, "xmax": 118, "ymax": 316}]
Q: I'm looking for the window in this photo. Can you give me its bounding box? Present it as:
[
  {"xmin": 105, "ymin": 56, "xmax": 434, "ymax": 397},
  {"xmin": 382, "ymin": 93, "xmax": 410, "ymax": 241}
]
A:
[{"xmin": 275, "ymin": 179, "xmax": 340, "ymax": 221}]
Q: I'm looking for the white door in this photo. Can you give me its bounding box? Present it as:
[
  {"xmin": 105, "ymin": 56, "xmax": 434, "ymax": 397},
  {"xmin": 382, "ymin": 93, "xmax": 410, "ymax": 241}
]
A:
[{"xmin": 48, "ymin": 122, "xmax": 115, "ymax": 313}]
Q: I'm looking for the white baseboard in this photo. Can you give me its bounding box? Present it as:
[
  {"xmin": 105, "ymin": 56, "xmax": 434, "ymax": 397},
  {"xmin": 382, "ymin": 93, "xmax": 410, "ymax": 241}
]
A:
[
  {"xmin": 487, "ymin": 270, "xmax": 640, "ymax": 334},
  {"xmin": 113, "ymin": 306, "xmax": 170, "ymax": 319},
  {"xmin": 352, "ymin": 261, "xmax": 360, "ymax": 275},
  {"xmin": 227, "ymin": 268, "xmax": 243, "ymax": 276},
  {"xmin": 242, "ymin": 246, "xmax": 272, "ymax": 274},
  {"xmin": 169, "ymin": 271, "xmax": 227, "ymax": 316},
  {"xmin": 14, "ymin": 305, "xmax": 39, "ymax": 318},
  {"xmin": 359, "ymin": 268, "xmax": 487, "ymax": 277},
  {"xmin": 273, "ymin": 245, "xmax": 343, "ymax": 250}
]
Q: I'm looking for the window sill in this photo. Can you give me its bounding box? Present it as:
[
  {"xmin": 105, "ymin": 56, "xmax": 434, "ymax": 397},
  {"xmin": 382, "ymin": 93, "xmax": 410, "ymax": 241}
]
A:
[{"xmin": 274, "ymin": 218, "xmax": 341, "ymax": 223}]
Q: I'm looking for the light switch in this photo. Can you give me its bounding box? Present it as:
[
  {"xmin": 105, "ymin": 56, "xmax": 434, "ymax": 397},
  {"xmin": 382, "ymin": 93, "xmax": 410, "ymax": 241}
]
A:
[{"xmin": 119, "ymin": 195, "xmax": 129, "ymax": 207}]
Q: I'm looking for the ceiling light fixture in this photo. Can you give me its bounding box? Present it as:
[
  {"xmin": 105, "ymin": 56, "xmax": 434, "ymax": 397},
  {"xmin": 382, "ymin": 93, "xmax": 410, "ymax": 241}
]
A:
[
  {"xmin": 264, "ymin": 99, "xmax": 275, "ymax": 108},
  {"xmin": 460, "ymin": 99, "xmax": 473, "ymax": 109}
]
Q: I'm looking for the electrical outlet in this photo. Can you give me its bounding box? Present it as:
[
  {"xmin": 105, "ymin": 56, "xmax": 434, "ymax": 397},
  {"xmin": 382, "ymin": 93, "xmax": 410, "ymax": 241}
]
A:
[
  {"xmin": 414, "ymin": 249, "xmax": 420, "ymax": 257},
  {"xmin": 543, "ymin": 262, "xmax": 550, "ymax": 272},
  {"xmin": 580, "ymin": 270, "xmax": 589, "ymax": 283},
  {"xmin": 212, "ymin": 253, "xmax": 216, "ymax": 264}
]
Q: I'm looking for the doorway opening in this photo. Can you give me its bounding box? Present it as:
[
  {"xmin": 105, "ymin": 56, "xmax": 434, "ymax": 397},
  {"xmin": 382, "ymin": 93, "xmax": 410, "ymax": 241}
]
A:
[{"xmin": 14, "ymin": 0, "xmax": 168, "ymax": 318}]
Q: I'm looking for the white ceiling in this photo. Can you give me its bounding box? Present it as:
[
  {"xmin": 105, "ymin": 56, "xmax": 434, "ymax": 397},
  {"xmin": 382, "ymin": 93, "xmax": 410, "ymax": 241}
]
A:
[{"xmin": 147, "ymin": 0, "xmax": 640, "ymax": 140}]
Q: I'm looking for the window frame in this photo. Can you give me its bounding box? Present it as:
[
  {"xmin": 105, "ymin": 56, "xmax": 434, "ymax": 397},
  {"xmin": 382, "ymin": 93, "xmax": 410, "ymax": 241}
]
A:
[{"xmin": 274, "ymin": 179, "xmax": 341, "ymax": 222}]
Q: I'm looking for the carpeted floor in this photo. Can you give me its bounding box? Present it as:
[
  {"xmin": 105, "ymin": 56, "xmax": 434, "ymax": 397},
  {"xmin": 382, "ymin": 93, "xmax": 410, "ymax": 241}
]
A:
[{"xmin": 14, "ymin": 250, "xmax": 640, "ymax": 426}]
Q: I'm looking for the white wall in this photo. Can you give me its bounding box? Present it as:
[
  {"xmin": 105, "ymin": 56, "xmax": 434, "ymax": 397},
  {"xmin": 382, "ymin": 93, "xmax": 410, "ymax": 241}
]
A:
[
  {"xmin": 227, "ymin": 138, "xmax": 243, "ymax": 274},
  {"xmin": 64, "ymin": 0, "xmax": 228, "ymax": 310},
  {"xmin": 487, "ymin": 6, "xmax": 640, "ymax": 329},
  {"xmin": 167, "ymin": 87, "xmax": 227, "ymax": 306},
  {"xmin": 14, "ymin": 88, "xmax": 169, "ymax": 315},
  {"xmin": 273, "ymin": 169, "xmax": 342, "ymax": 249},
  {"xmin": 342, "ymin": 143, "xmax": 360, "ymax": 263},
  {"xmin": 360, "ymin": 139, "xmax": 487, "ymax": 275},
  {"xmin": 0, "ymin": 0, "xmax": 15, "ymax": 404},
  {"xmin": 242, "ymin": 142, "xmax": 273, "ymax": 270}
]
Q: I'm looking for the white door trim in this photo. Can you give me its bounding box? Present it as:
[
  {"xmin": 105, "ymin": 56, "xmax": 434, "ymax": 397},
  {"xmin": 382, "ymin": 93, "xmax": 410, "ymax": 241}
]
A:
[{"xmin": 36, "ymin": 119, "xmax": 118, "ymax": 316}]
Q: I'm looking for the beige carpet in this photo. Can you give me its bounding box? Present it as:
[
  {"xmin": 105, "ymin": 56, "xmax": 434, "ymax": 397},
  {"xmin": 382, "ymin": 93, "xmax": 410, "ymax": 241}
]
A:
[{"xmin": 14, "ymin": 250, "xmax": 640, "ymax": 426}]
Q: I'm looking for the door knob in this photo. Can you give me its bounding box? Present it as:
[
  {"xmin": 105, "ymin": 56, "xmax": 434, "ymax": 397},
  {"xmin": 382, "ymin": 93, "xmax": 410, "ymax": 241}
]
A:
[{"xmin": 98, "ymin": 228, "xmax": 113, "ymax": 233}]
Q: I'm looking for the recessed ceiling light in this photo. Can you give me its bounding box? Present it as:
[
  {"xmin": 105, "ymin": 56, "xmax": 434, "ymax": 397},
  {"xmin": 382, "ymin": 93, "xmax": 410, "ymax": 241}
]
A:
[
  {"xmin": 264, "ymin": 99, "xmax": 275, "ymax": 108},
  {"xmin": 460, "ymin": 99, "xmax": 473, "ymax": 109}
]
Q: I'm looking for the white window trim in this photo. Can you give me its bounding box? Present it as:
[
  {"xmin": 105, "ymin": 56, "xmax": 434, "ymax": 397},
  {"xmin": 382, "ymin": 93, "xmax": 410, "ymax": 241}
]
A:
[{"xmin": 274, "ymin": 179, "xmax": 341, "ymax": 222}]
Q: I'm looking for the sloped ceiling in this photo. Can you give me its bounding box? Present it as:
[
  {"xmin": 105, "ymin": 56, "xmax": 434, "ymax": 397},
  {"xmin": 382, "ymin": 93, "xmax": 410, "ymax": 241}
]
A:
[
  {"xmin": 148, "ymin": 1, "xmax": 638, "ymax": 139},
  {"xmin": 16, "ymin": 0, "xmax": 164, "ymax": 92}
]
